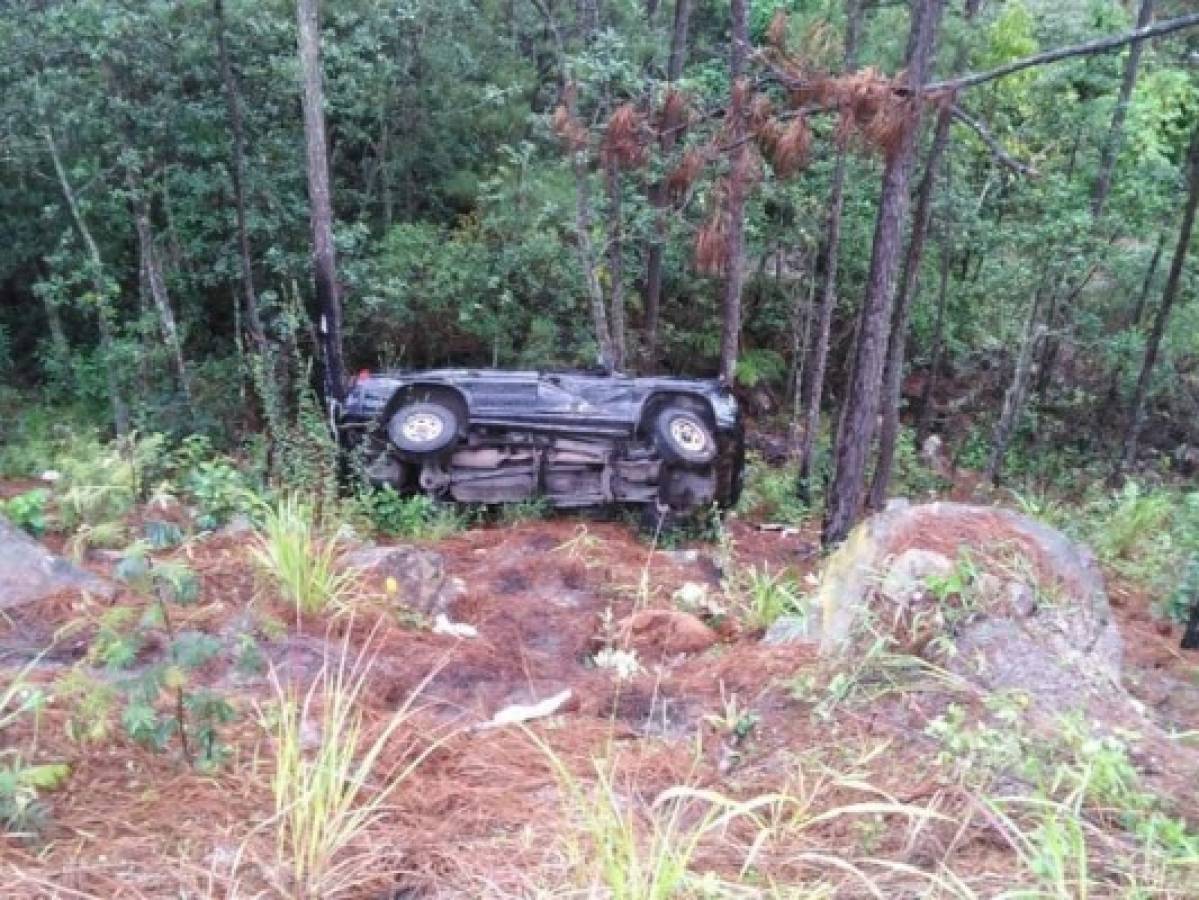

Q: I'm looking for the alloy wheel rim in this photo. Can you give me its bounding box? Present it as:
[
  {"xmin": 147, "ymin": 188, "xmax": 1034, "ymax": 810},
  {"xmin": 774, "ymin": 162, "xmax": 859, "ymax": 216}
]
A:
[
  {"xmin": 401, "ymin": 412, "xmax": 445, "ymax": 443},
  {"xmin": 669, "ymin": 417, "xmax": 708, "ymax": 454}
]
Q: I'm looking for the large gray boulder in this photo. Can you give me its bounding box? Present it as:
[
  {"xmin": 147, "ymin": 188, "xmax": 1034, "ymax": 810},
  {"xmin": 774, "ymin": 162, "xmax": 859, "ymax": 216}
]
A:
[
  {"xmin": 814, "ymin": 502, "xmax": 1122, "ymax": 711},
  {"xmin": 340, "ymin": 544, "xmax": 464, "ymax": 616},
  {"xmin": 0, "ymin": 515, "xmax": 117, "ymax": 610}
]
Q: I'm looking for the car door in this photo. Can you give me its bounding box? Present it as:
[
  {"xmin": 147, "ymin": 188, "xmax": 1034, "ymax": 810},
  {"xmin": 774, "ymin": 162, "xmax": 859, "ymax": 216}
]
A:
[
  {"xmin": 459, "ymin": 371, "xmax": 540, "ymax": 420},
  {"xmin": 537, "ymin": 373, "xmax": 638, "ymax": 434}
]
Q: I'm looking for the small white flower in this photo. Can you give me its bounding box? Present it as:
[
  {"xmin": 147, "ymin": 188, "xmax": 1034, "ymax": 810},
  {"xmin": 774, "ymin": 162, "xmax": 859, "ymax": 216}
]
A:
[{"xmin": 592, "ymin": 646, "xmax": 641, "ymax": 680}]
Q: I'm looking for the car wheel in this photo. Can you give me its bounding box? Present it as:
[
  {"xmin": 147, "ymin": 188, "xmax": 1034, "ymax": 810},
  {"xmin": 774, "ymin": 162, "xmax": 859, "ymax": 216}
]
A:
[
  {"xmin": 653, "ymin": 406, "xmax": 717, "ymax": 466},
  {"xmin": 388, "ymin": 401, "xmax": 459, "ymax": 457}
]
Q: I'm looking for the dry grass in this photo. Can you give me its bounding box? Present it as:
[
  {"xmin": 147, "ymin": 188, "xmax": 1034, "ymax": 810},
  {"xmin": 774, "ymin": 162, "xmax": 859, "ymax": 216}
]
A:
[{"xmin": 254, "ymin": 621, "xmax": 446, "ymax": 897}]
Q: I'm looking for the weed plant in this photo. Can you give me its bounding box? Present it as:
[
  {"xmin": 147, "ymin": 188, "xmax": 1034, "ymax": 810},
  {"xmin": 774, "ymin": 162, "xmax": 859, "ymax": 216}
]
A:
[
  {"xmin": 250, "ymin": 494, "xmax": 358, "ymax": 621},
  {"xmin": 499, "ymin": 495, "xmax": 551, "ymax": 525},
  {"xmin": 1081, "ymin": 482, "xmax": 1199, "ymax": 621},
  {"xmin": 533, "ymin": 730, "xmax": 956, "ymax": 897}
]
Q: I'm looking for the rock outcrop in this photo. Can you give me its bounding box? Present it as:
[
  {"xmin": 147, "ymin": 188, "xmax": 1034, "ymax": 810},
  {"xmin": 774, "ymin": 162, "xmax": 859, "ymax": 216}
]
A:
[
  {"xmin": 814, "ymin": 502, "xmax": 1122, "ymax": 712},
  {"xmin": 341, "ymin": 544, "xmax": 464, "ymax": 616},
  {"xmin": 0, "ymin": 515, "xmax": 117, "ymax": 610}
]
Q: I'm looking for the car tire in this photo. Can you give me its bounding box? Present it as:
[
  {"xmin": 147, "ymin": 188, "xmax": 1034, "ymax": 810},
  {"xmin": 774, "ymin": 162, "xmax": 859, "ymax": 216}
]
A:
[
  {"xmin": 388, "ymin": 402, "xmax": 459, "ymax": 457},
  {"xmin": 653, "ymin": 406, "xmax": 717, "ymax": 466}
]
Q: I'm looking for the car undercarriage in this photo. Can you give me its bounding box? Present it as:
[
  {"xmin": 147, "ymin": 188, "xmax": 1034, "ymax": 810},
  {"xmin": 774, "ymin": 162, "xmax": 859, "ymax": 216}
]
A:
[{"xmin": 340, "ymin": 369, "xmax": 744, "ymax": 517}]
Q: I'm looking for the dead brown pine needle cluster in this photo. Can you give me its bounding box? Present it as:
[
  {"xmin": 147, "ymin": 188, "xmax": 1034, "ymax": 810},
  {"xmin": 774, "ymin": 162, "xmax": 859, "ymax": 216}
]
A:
[
  {"xmin": 601, "ymin": 103, "xmax": 647, "ymax": 168},
  {"xmin": 792, "ymin": 66, "xmax": 915, "ymax": 158},
  {"xmin": 551, "ymin": 83, "xmax": 588, "ymax": 152}
]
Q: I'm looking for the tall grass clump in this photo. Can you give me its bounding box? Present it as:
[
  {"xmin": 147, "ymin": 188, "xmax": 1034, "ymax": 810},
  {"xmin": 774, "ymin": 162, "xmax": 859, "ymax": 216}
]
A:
[
  {"xmin": 532, "ymin": 731, "xmax": 960, "ymax": 898},
  {"xmin": 1090, "ymin": 481, "xmax": 1174, "ymax": 562},
  {"xmin": 250, "ymin": 494, "xmax": 357, "ymax": 621},
  {"xmin": 532, "ymin": 737, "xmax": 715, "ymax": 899},
  {"xmin": 262, "ymin": 626, "xmax": 440, "ymax": 897},
  {"xmin": 737, "ymin": 563, "xmax": 804, "ymax": 630}
]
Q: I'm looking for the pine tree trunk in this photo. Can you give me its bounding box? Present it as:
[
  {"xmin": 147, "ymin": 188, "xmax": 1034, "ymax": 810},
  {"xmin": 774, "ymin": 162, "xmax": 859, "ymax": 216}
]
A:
[
  {"xmin": 574, "ymin": 154, "xmax": 615, "ymax": 368},
  {"xmin": 868, "ymin": 0, "xmax": 981, "ymax": 509},
  {"xmin": 1103, "ymin": 228, "xmax": 1165, "ymax": 416},
  {"xmin": 796, "ymin": 0, "xmax": 864, "ymax": 503},
  {"xmin": 822, "ymin": 0, "xmax": 944, "ymax": 546},
  {"xmin": 44, "ymin": 128, "xmax": 129, "ymax": 438},
  {"xmin": 986, "ymin": 289, "xmax": 1049, "ymax": 485},
  {"xmin": 215, "ymin": 0, "xmax": 268, "ymax": 355},
  {"xmin": 868, "ymin": 102, "xmax": 952, "ymax": 509},
  {"xmin": 39, "ymin": 270, "xmax": 70, "ymax": 375},
  {"xmin": 642, "ymin": 0, "xmax": 692, "ymax": 370},
  {"xmin": 915, "ymin": 223, "xmax": 952, "ymax": 446},
  {"xmin": 1183, "ymin": 589, "xmax": 1199, "ymax": 650},
  {"xmin": 1128, "ymin": 228, "xmax": 1165, "ymax": 329},
  {"xmin": 718, "ymin": 0, "xmax": 749, "ymax": 385},
  {"xmin": 1116, "ymin": 124, "xmax": 1199, "ymax": 477},
  {"xmin": 1092, "ymin": 0, "xmax": 1154, "ymax": 220},
  {"xmin": 135, "ymin": 252, "xmax": 153, "ymax": 399},
  {"xmin": 126, "ymin": 167, "xmax": 195, "ymax": 414},
  {"xmin": 296, "ymin": 0, "xmax": 347, "ymax": 405},
  {"xmin": 605, "ymin": 156, "xmax": 626, "ymax": 370}
]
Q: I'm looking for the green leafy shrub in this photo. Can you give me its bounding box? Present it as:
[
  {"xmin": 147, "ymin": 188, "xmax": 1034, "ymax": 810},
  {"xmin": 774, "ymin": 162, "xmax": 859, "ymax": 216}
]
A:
[
  {"xmin": 183, "ymin": 459, "xmax": 257, "ymax": 529},
  {"xmin": 356, "ymin": 487, "xmax": 467, "ymax": 540},
  {"xmin": 169, "ymin": 437, "xmax": 259, "ymax": 529},
  {"xmin": 499, "ymin": 496, "xmax": 551, "ymax": 525},
  {"xmin": 736, "ymin": 455, "xmax": 808, "ymax": 525},
  {"xmin": 55, "ymin": 439, "xmax": 140, "ymax": 529},
  {"xmin": 0, "ymin": 489, "xmax": 50, "ymax": 536},
  {"xmin": 1091, "ymin": 481, "xmax": 1174, "ymax": 562},
  {"xmin": 1165, "ymin": 555, "xmax": 1199, "ymax": 624},
  {"xmin": 954, "ymin": 425, "xmax": 992, "ymax": 472},
  {"xmin": 734, "ymin": 348, "xmax": 786, "ymax": 388},
  {"xmin": 142, "ymin": 519, "xmax": 184, "ymax": 549},
  {"xmin": 0, "ymin": 404, "xmax": 61, "ymax": 477},
  {"xmin": 1079, "ymin": 484, "xmax": 1199, "ymax": 620},
  {"xmin": 890, "ymin": 426, "xmax": 952, "ymax": 498}
]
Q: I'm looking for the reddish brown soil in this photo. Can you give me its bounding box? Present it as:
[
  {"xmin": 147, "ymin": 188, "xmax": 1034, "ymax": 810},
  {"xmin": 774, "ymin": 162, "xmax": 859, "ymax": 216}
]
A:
[{"xmin": 1, "ymin": 486, "xmax": 1197, "ymax": 897}]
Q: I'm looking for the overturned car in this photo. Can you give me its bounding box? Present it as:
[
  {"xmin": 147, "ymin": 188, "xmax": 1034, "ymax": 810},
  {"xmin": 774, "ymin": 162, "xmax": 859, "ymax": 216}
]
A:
[{"xmin": 339, "ymin": 368, "xmax": 744, "ymax": 517}]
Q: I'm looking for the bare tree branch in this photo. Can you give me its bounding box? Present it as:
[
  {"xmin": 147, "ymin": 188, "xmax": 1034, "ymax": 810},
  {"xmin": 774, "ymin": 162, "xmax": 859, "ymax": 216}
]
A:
[
  {"xmin": 950, "ymin": 105, "xmax": 1038, "ymax": 176},
  {"xmin": 927, "ymin": 12, "xmax": 1199, "ymax": 93}
]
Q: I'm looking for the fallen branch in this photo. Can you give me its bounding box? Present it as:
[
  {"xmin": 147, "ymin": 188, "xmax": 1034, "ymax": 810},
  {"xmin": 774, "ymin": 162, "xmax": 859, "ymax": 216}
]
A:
[{"xmin": 950, "ymin": 106, "xmax": 1038, "ymax": 177}]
